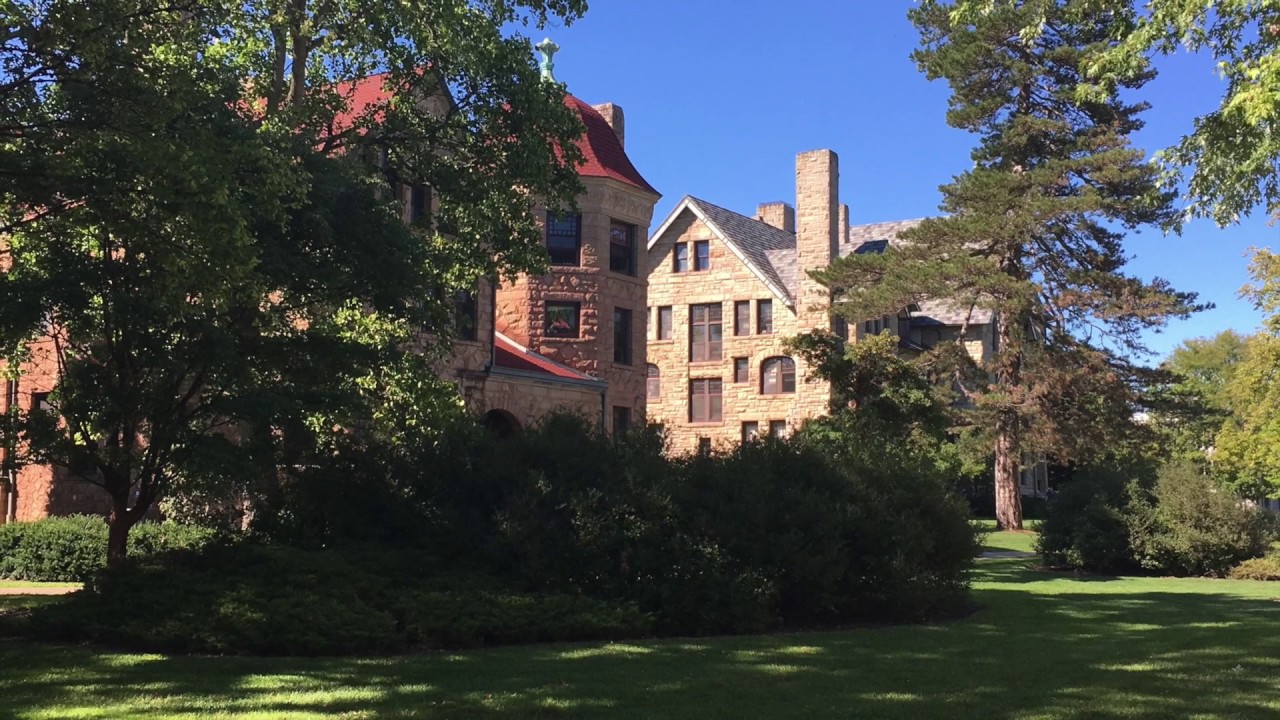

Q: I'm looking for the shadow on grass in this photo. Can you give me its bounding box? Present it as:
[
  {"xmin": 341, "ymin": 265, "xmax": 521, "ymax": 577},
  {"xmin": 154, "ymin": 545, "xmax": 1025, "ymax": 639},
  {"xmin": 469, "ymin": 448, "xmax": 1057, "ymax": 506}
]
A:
[{"xmin": 2, "ymin": 572, "xmax": 1279, "ymax": 720}]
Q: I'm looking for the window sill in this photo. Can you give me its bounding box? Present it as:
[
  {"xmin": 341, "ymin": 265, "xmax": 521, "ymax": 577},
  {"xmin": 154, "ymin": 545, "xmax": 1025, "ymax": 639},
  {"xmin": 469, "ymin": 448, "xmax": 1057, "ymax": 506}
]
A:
[
  {"xmin": 687, "ymin": 421, "xmax": 726, "ymax": 427},
  {"xmin": 651, "ymin": 339, "xmax": 674, "ymax": 345},
  {"xmin": 687, "ymin": 360, "xmax": 725, "ymax": 367}
]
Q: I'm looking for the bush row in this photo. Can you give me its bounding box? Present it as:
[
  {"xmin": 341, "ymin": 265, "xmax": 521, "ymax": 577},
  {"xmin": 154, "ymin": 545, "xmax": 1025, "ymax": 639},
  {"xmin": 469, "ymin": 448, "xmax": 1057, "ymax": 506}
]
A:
[
  {"xmin": 29, "ymin": 543, "xmax": 650, "ymax": 655},
  {"xmin": 1037, "ymin": 461, "xmax": 1275, "ymax": 577},
  {"xmin": 23, "ymin": 413, "xmax": 979, "ymax": 654},
  {"xmin": 0, "ymin": 516, "xmax": 215, "ymax": 582}
]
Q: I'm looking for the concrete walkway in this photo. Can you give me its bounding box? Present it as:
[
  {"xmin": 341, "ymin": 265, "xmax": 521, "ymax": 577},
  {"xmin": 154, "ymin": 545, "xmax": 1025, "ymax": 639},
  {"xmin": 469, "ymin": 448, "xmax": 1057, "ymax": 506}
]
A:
[{"xmin": 978, "ymin": 551, "xmax": 1037, "ymax": 561}]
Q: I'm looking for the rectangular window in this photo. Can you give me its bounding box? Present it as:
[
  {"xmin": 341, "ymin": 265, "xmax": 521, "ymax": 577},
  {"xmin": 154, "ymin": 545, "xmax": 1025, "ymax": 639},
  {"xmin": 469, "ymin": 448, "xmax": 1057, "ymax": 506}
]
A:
[
  {"xmin": 613, "ymin": 406, "xmax": 631, "ymax": 434},
  {"xmin": 757, "ymin": 299, "xmax": 774, "ymax": 335},
  {"xmin": 546, "ymin": 212, "xmax": 582, "ymax": 266},
  {"xmin": 657, "ymin": 306, "xmax": 673, "ymax": 341},
  {"xmin": 689, "ymin": 378, "xmax": 723, "ymax": 423},
  {"xmin": 734, "ymin": 301, "xmax": 751, "ymax": 336},
  {"xmin": 734, "ymin": 357, "xmax": 749, "ymax": 384},
  {"xmin": 453, "ymin": 289, "xmax": 478, "ymax": 341},
  {"xmin": 545, "ymin": 301, "xmax": 581, "ymax": 338},
  {"xmin": 697, "ymin": 437, "xmax": 712, "ymax": 456},
  {"xmin": 613, "ymin": 308, "xmax": 633, "ymax": 364},
  {"xmin": 689, "ymin": 303, "xmax": 723, "ymax": 362},
  {"xmin": 694, "ymin": 240, "xmax": 710, "ymax": 271},
  {"xmin": 673, "ymin": 243, "xmax": 689, "ymax": 273},
  {"xmin": 741, "ymin": 421, "xmax": 760, "ymax": 444},
  {"xmin": 609, "ymin": 221, "xmax": 636, "ymax": 275},
  {"xmin": 3, "ymin": 379, "xmax": 16, "ymax": 413},
  {"xmin": 31, "ymin": 392, "xmax": 52, "ymax": 413},
  {"xmin": 769, "ymin": 420, "xmax": 787, "ymax": 438},
  {"xmin": 409, "ymin": 184, "xmax": 430, "ymax": 223}
]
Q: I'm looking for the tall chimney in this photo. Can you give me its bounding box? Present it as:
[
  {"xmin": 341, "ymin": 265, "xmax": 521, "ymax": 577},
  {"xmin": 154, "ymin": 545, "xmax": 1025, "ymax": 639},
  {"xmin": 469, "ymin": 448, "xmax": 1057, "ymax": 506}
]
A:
[
  {"xmin": 755, "ymin": 202, "xmax": 795, "ymax": 233},
  {"xmin": 839, "ymin": 203, "xmax": 850, "ymax": 246},
  {"xmin": 592, "ymin": 103, "xmax": 625, "ymax": 148},
  {"xmin": 795, "ymin": 149, "xmax": 839, "ymax": 325}
]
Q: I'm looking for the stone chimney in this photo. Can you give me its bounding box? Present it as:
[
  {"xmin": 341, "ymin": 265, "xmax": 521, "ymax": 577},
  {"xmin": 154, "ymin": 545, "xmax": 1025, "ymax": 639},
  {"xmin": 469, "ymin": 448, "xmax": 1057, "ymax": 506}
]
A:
[
  {"xmin": 592, "ymin": 103, "xmax": 625, "ymax": 148},
  {"xmin": 795, "ymin": 149, "xmax": 839, "ymax": 325},
  {"xmin": 755, "ymin": 202, "xmax": 795, "ymax": 233},
  {"xmin": 839, "ymin": 203, "xmax": 850, "ymax": 245}
]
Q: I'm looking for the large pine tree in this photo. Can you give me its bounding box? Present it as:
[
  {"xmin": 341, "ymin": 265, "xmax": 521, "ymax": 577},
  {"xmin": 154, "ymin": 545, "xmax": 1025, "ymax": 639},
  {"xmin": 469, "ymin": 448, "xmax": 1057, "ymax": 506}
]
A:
[{"xmin": 815, "ymin": 0, "xmax": 1202, "ymax": 528}]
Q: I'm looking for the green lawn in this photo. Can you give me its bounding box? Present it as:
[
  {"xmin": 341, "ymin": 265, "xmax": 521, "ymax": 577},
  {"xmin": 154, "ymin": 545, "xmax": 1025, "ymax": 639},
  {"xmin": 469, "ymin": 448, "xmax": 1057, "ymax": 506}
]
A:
[
  {"xmin": 2, "ymin": 558, "xmax": 1280, "ymax": 719},
  {"xmin": 977, "ymin": 518, "xmax": 1040, "ymax": 554},
  {"xmin": 0, "ymin": 580, "xmax": 80, "ymax": 590}
]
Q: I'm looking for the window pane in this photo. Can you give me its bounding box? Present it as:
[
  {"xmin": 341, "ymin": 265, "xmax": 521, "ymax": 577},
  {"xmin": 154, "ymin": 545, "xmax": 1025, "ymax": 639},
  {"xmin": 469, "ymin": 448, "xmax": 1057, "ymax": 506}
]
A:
[
  {"xmin": 769, "ymin": 420, "xmax": 787, "ymax": 438},
  {"xmin": 708, "ymin": 304, "xmax": 722, "ymax": 322},
  {"xmin": 741, "ymin": 422, "xmax": 759, "ymax": 443},
  {"xmin": 547, "ymin": 212, "xmax": 581, "ymax": 266},
  {"xmin": 674, "ymin": 244, "xmax": 689, "ymax": 272},
  {"xmin": 734, "ymin": 357, "xmax": 749, "ymax": 383},
  {"xmin": 453, "ymin": 289, "xmax": 477, "ymax": 341},
  {"xmin": 734, "ymin": 301, "xmax": 750, "ymax": 336},
  {"xmin": 545, "ymin": 302, "xmax": 580, "ymax": 337},
  {"xmin": 647, "ymin": 364, "xmax": 660, "ymax": 399},
  {"xmin": 613, "ymin": 406, "xmax": 631, "ymax": 434},
  {"xmin": 613, "ymin": 308, "xmax": 632, "ymax": 364},
  {"xmin": 658, "ymin": 306, "xmax": 673, "ymax": 340},
  {"xmin": 758, "ymin": 300, "xmax": 773, "ymax": 334},
  {"xmin": 694, "ymin": 240, "xmax": 710, "ymax": 271},
  {"xmin": 763, "ymin": 361, "xmax": 778, "ymax": 394},
  {"xmin": 782, "ymin": 359, "xmax": 796, "ymax": 393},
  {"xmin": 609, "ymin": 222, "xmax": 634, "ymax": 275},
  {"xmin": 709, "ymin": 379, "xmax": 722, "ymax": 421},
  {"xmin": 410, "ymin": 184, "xmax": 429, "ymax": 223}
]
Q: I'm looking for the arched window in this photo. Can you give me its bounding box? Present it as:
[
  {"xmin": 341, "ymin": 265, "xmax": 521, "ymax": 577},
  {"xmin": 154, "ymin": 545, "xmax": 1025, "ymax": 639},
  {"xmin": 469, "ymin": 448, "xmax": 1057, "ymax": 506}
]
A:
[
  {"xmin": 646, "ymin": 364, "xmax": 661, "ymax": 399},
  {"xmin": 761, "ymin": 357, "xmax": 796, "ymax": 395}
]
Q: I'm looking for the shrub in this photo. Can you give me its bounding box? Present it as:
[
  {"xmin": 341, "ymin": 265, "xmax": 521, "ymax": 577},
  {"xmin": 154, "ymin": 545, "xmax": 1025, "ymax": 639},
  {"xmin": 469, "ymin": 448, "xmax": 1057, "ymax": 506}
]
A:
[
  {"xmin": 1036, "ymin": 471, "xmax": 1136, "ymax": 574},
  {"xmin": 27, "ymin": 543, "xmax": 652, "ymax": 655},
  {"xmin": 1127, "ymin": 462, "xmax": 1272, "ymax": 577},
  {"xmin": 1228, "ymin": 555, "xmax": 1280, "ymax": 581},
  {"xmin": 1038, "ymin": 462, "xmax": 1274, "ymax": 577},
  {"xmin": 0, "ymin": 516, "xmax": 215, "ymax": 582}
]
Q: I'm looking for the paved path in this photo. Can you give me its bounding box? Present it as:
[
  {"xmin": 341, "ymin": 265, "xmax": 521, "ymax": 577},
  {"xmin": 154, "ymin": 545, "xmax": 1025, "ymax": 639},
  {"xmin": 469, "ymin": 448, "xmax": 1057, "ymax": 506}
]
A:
[
  {"xmin": 0, "ymin": 586, "xmax": 79, "ymax": 596},
  {"xmin": 978, "ymin": 551, "xmax": 1037, "ymax": 560}
]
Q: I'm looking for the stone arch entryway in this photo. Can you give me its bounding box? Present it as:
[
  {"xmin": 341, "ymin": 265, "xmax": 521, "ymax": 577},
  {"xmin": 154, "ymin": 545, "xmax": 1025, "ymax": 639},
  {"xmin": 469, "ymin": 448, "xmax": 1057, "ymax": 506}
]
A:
[{"xmin": 482, "ymin": 409, "xmax": 521, "ymax": 439}]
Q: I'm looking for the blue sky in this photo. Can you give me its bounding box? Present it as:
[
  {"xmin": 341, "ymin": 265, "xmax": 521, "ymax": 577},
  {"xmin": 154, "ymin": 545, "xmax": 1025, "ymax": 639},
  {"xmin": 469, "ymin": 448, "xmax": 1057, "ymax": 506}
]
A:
[{"xmin": 539, "ymin": 1, "xmax": 1273, "ymax": 360}]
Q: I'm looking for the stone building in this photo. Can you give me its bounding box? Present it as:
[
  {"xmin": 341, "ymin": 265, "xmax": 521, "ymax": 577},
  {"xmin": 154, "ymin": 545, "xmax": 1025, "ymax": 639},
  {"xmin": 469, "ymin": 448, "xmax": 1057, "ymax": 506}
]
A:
[
  {"xmin": 645, "ymin": 149, "xmax": 997, "ymax": 454},
  {"xmin": 0, "ymin": 66, "xmax": 659, "ymax": 522}
]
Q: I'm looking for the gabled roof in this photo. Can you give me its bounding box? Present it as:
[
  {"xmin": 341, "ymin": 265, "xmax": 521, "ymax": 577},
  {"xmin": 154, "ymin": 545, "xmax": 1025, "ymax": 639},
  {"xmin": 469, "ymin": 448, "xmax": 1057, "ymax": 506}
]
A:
[
  {"xmin": 493, "ymin": 332, "xmax": 603, "ymax": 386},
  {"xmin": 328, "ymin": 73, "xmax": 656, "ymax": 194},
  {"xmin": 647, "ymin": 196, "xmax": 797, "ymax": 307}
]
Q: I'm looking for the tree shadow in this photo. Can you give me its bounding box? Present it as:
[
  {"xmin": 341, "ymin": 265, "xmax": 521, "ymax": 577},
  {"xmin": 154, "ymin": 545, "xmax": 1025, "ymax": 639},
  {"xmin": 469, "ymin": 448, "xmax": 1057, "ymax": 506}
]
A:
[{"xmin": 2, "ymin": 581, "xmax": 1279, "ymax": 719}]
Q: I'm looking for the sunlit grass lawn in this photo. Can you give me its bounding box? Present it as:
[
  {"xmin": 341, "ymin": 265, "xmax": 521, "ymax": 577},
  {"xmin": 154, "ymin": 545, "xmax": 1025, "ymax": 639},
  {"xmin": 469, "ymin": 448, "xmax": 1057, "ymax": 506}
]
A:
[
  {"xmin": 976, "ymin": 518, "xmax": 1039, "ymax": 554},
  {"xmin": 0, "ymin": 580, "xmax": 80, "ymax": 590},
  {"xmin": 3, "ymin": 554, "xmax": 1280, "ymax": 719}
]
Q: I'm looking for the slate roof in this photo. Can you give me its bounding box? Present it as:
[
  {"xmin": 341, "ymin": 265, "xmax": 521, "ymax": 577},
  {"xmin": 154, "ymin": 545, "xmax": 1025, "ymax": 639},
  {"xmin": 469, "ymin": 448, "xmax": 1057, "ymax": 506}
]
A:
[{"xmin": 648, "ymin": 198, "xmax": 993, "ymax": 328}]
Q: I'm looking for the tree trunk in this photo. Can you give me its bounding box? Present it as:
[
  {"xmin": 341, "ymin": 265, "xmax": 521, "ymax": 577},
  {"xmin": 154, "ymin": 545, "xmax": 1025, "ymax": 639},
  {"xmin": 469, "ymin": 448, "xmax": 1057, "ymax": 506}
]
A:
[
  {"xmin": 106, "ymin": 506, "xmax": 136, "ymax": 567},
  {"xmin": 993, "ymin": 291, "xmax": 1024, "ymax": 531},
  {"xmin": 994, "ymin": 412, "xmax": 1023, "ymax": 530}
]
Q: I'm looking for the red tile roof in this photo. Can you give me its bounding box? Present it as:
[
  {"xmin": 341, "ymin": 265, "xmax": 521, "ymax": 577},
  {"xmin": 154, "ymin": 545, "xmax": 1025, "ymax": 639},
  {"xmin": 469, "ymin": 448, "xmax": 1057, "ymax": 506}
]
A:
[
  {"xmin": 329, "ymin": 74, "xmax": 655, "ymax": 193},
  {"xmin": 493, "ymin": 333, "xmax": 600, "ymax": 384}
]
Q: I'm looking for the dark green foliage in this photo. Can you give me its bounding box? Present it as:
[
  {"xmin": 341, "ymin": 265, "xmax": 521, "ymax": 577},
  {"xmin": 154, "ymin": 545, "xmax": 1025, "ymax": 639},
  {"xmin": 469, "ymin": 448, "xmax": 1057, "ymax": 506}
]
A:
[
  {"xmin": 217, "ymin": 412, "xmax": 979, "ymax": 648},
  {"xmin": 1036, "ymin": 471, "xmax": 1137, "ymax": 574},
  {"xmin": 1127, "ymin": 463, "xmax": 1273, "ymax": 577},
  {"xmin": 1038, "ymin": 462, "xmax": 1274, "ymax": 576},
  {"xmin": 1227, "ymin": 556, "xmax": 1280, "ymax": 581},
  {"xmin": 0, "ymin": 516, "xmax": 214, "ymax": 582},
  {"xmin": 27, "ymin": 543, "xmax": 648, "ymax": 656}
]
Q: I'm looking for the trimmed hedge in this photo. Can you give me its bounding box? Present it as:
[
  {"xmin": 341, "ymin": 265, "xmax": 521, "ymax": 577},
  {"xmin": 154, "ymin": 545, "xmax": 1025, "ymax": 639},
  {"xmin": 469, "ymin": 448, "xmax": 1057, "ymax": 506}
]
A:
[{"xmin": 0, "ymin": 516, "xmax": 214, "ymax": 582}]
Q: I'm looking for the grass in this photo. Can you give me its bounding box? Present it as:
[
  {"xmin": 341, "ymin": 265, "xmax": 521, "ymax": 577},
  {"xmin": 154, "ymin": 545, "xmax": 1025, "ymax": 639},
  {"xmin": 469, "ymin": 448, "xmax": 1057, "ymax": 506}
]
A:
[
  {"xmin": 2, "ymin": 558, "xmax": 1280, "ymax": 719},
  {"xmin": 0, "ymin": 580, "xmax": 80, "ymax": 590},
  {"xmin": 976, "ymin": 518, "xmax": 1040, "ymax": 554}
]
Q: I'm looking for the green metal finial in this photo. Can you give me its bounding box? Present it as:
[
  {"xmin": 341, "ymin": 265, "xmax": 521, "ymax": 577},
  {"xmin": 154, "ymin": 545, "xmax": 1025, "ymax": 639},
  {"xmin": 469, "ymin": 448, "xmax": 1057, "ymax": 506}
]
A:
[{"xmin": 536, "ymin": 37, "xmax": 560, "ymax": 82}]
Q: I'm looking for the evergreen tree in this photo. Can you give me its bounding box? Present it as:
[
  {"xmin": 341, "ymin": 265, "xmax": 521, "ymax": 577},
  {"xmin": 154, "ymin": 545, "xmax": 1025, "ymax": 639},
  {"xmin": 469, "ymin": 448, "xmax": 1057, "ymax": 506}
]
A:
[{"xmin": 814, "ymin": 0, "xmax": 1202, "ymax": 529}]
